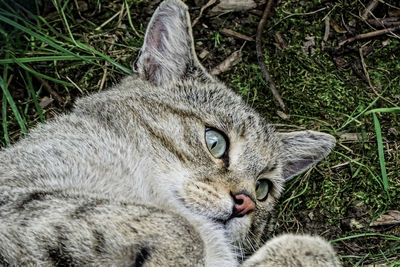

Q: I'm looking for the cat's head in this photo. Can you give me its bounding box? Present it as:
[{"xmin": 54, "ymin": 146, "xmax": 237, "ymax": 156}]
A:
[{"xmin": 133, "ymin": 0, "xmax": 335, "ymax": 256}]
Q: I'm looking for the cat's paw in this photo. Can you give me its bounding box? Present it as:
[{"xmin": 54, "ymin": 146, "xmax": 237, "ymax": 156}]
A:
[{"xmin": 243, "ymin": 234, "xmax": 340, "ymax": 267}]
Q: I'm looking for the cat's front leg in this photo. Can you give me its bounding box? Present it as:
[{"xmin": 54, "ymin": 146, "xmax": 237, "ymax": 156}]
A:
[
  {"xmin": 0, "ymin": 188, "xmax": 210, "ymax": 266},
  {"xmin": 242, "ymin": 234, "xmax": 340, "ymax": 267}
]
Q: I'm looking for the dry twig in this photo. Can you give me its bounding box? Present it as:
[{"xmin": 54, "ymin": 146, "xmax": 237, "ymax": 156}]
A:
[
  {"xmin": 339, "ymin": 25, "xmax": 400, "ymax": 46},
  {"xmin": 221, "ymin": 28, "xmax": 254, "ymax": 42},
  {"xmin": 256, "ymin": 0, "xmax": 285, "ymax": 110},
  {"xmin": 95, "ymin": 10, "xmax": 122, "ymax": 31},
  {"xmin": 322, "ymin": 16, "xmax": 330, "ymax": 50},
  {"xmin": 361, "ymin": 0, "xmax": 379, "ymax": 20},
  {"xmin": 359, "ymin": 46, "xmax": 396, "ymax": 106},
  {"xmin": 66, "ymin": 76, "xmax": 84, "ymax": 95},
  {"xmin": 192, "ymin": 0, "xmax": 217, "ymax": 27},
  {"xmin": 367, "ymin": 17, "xmax": 400, "ymax": 28},
  {"xmin": 211, "ymin": 50, "xmax": 243, "ymax": 76},
  {"xmin": 273, "ymin": 32, "xmax": 287, "ymax": 50},
  {"xmin": 249, "ymin": 9, "xmax": 263, "ymax": 16},
  {"xmin": 358, "ymin": 46, "xmax": 373, "ymax": 89}
]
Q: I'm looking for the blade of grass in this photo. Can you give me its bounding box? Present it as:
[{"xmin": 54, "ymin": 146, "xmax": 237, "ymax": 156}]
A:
[
  {"xmin": 364, "ymin": 107, "xmax": 400, "ymax": 115},
  {"xmin": 337, "ymin": 96, "xmax": 379, "ymax": 131},
  {"xmin": 0, "ymin": 12, "xmax": 129, "ymax": 74},
  {"xmin": 124, "ymin": 0, "xmax": 141, "ymax": 38},
  {"xmin": 54, "ymin": 0, "xmax": 78, "ymax": 45},
  {"xmin": 282, "ymin": 182, "xmax": 308, "ymax": 204},
  {"xmin": 0, "ymin": 13, "xmax": 90, "ymax": 63},
  {"xmin": 12, "ymin": 58, "xmax": 72, "ymax": 87},
  {"xmin": 0, "ymin": 76, "xmax": 28, "ymax": 135},
  {"xmin": 24, "ymin": 70, "xmax": 46, "ymax": 122},
  {"xmin": 372, "ymin": 112, "xmax": 389, "ymax": 198},
  {"xmin": 35, "ymin": 16, "xmax": 131, "ymax": 74},
  {"xmin": 331, "ymin": 233, "xmax": 400, "ymax": 243},
  {"xmin": 334, "ymin": 151, "xmax": 385, "ymax": 190},
  {"xmin": 2, "ymin": 94, "xmax": 10, "ymax": 146},
  {"xmin": 0, "ymin": 55, "xmax": 98, "ymax": 64},
  {"xmin": 337, "ymin": 78, "xmax": 396, "ymax": 131},
  {"xmin": 1, "ymin": 43, "xmax": 28, "ymax": 136}
]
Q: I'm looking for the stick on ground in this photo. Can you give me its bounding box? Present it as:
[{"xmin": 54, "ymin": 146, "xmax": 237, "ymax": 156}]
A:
[
  {"xmin": 361, "ymin": 0, "xmax": 379, "ymax": 20},
  {"xmin": 256, "ymin": 0, "xmax": 285, "ymax": 111},
  {"xmin": 339, "ymin": 25, "xmax": 400, "ymax": 46}
]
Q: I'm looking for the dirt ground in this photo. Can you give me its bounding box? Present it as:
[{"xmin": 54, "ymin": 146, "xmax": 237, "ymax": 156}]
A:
[{"xmin": 1, "ymin": 0, "xmax": 399, "ymax": 265}]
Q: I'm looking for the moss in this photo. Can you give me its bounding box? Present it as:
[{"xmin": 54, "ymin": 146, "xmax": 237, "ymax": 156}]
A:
[
  {"xmin": 224, "ymin": 0, "xmax": 400, "ymax": 265},
  {"xmin": 1, "ymin": 0, "xmax": 399, "ymax": 265}
]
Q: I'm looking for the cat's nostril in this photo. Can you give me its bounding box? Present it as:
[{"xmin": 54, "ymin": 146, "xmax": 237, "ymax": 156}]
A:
[
  {"xmin": 234, "ymin": 197, "xmax": 243, "ymax": 205},
  {"xmin": 232, "ymin": 193, "xmax": 255, "ymax": 218}
]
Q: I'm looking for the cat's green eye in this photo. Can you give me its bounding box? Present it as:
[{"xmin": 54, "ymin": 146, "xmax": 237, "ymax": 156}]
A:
[
  {"xmin": 255, "ymin": 179, "xmax": 270, "ymax": 201},
  {"xmin": 205, "ymin": 128, "xmax": 227, "ymax": 159}
]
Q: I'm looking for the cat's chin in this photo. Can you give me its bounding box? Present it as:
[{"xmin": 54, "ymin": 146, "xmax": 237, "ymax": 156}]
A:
[{"xmin": 223, "ymin": 215, "xmax": 252, "ymax": 243}]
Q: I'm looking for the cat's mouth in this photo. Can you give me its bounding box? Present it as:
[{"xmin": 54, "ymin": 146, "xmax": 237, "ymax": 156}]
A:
[
  {"xmin": 213, "ymin": 212, "xmax": 243, "ymax": 226},
  {"xmin": 213, "ymin": 216, "xmax": 230, "ymax": 226},
  {"xmin": 215, "ymin": 212, "xmax": 252, "ymax": 244}
]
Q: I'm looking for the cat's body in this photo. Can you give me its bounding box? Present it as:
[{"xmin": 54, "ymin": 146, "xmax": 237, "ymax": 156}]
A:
[{"xmin": 0, "ymin": 0, "xmax": 340, "ymax": 266}]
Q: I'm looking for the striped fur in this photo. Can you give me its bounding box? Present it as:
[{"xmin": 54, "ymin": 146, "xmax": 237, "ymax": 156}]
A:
[{"xmin": 0, "ymin": 0, "xmax": 339, "ymax": 266}]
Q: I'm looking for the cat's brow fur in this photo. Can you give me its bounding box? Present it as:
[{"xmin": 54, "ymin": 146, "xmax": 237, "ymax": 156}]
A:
[{"xmin": 0, "ymin": 0, "xmax": 340, "ymax": 266}]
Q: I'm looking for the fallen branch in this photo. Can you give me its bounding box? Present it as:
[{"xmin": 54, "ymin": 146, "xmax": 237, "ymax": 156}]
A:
[
  {"xmin": 256, "ymin": 0, "xmax": 285, "ymax": 110},
  {"xmin": 339, "ymin": 25, "xmax": 400, "ymax": 46},
  {"xmin": 192, "ymin": 0, "xmax": 216, "ymax": 27},
  {"xmin": 221, "ymin": 28, "xmax": 254, "ymax": 42},
  {"xmin": 249, "ymin": 9, "xmax": 263, "ymax": 16},
  {"xmin": 322, "ymin": 16, "xmax": 330, "ymax": 50},
  {"xmin": 211, "ymin": 50, "xmax": 242, "ymax": 76},
  {"xmin": 367, "ymin": 17, "xmax": 400, "ymax": 28},
  {"xmin": 361, "ymin": 0, "xmax": 379, "ymax": 20}
]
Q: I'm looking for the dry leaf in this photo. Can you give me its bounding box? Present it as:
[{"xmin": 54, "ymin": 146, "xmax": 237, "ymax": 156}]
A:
[
  {"xmin": 330, "ymin": 19, "xmax": 347, "ymax": 34},
  {"xmin": 39, "ymin": 96, "xmax": 54, "ymax": 109},
  {"xmin": 210, "ymin": 0, "xmax": 263, "ymax": 14},
  {"xmin": 370, "ymin": 210, "xmax": 400, "ymax": 227},
  {"xmin": 199, "ymin": 49, "xmax": 210, "ymax": 59},
  {"xmin": 277, "ymin": 110, "xmax": 289, "ymax": 120}
]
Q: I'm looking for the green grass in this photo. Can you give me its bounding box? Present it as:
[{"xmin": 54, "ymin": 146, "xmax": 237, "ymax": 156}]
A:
[
  {"xmin": 0, "ymin": 0, "xmax": 144, "ymax": 144},
  {"xmin": 1, "ymin": 0, "xmax": 399, "ymax": 266},
  {"xmin": 223, "ymin": 1, "xmax": 399, "ymax": 265}
]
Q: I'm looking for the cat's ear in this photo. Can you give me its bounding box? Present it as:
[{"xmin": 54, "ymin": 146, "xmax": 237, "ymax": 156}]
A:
[
  {"xmin": 133, "ymin": 0, "xmax": 211, "ymax": 85},
  {"xmin": 278, "ymin": 131, "xmax": 335, "ymax": 181}
]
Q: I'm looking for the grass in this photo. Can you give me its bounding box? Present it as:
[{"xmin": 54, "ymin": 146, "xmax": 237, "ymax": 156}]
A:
[
  {"xmin": 221, "ymin": 0, "xmax": 400, "ymax": 265},
  {"xmin": 1, "ymin": 0, "xmax": 399, "ymax": 266}
]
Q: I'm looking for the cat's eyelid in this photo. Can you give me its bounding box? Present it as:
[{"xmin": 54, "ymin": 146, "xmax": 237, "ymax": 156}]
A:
[
  {"xmin": 204, "ymin": 126, "xmax": 230, "ymax": 167},
  {"xmin": 258, "ymin": 163, "xmax": 278, "ymax": 177}
]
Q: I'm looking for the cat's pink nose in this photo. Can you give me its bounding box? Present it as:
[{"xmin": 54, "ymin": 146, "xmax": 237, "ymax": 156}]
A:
[{"xmin": 232, "ymin": 193, "xmax": 255, "ymax": 217}]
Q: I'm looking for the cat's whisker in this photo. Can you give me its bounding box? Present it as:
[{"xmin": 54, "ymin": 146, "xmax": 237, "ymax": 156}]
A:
[
  {"xmin": 0, "ymin": 0, "xmax": 339, "ymax": 265},
  {"xmin": 245, "ymin": 236, "xmax": 256, "ymax": 253},
  {"xmin": 238, "ymin": 241, "xmax": 244, "ymax": 262}
]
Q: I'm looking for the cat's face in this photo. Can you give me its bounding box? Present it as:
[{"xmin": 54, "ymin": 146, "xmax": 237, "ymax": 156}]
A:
[
  {"xmin": 136, "ymin": 79, "xmax": 285, "ymax": 249},
  {"xmin": 132, "ymin": 0, "xmax": 335, "ymax": 255},
  {"xmin": 173, "ymin": 84, "xmax": 284, "ymax": 251}
]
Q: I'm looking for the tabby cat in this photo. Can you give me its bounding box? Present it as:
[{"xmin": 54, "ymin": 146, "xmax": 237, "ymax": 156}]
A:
[{"xmin": 0, "ymin": 0, "xmax": 340, "ymax": 266}]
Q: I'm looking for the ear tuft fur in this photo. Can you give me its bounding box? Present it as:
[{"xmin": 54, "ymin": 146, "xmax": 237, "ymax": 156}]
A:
[
  {"xmin": 278, "ymin": 131, "xmax": 336, "ymax": 181},
  {"xmin": 134, "ymin": 0, "xmax": 210, "ymax": 85}
]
